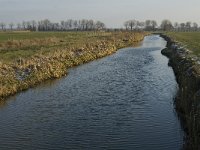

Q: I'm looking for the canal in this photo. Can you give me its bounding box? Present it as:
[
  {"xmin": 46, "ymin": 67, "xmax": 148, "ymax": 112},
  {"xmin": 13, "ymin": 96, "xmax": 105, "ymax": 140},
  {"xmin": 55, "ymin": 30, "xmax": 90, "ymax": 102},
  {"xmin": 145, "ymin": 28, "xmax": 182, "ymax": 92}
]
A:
[{"xmin": 0, "ymin": 35, "xmax": 184, "ymax": 150}]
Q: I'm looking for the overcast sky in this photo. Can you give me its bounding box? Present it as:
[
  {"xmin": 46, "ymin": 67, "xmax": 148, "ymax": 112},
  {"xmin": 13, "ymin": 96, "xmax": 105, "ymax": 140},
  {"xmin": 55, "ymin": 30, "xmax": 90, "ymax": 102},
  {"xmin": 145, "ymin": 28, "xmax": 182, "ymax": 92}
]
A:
[{"xmin": 0, "ymin": 0, "xmax": 199, "ymax": 28}]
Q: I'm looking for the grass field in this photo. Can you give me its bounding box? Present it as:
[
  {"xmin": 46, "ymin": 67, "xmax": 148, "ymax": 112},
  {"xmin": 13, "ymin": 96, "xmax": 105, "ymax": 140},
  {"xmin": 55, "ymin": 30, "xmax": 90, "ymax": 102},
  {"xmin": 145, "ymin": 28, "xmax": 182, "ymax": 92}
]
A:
[
  {"xmin": 0, "ymin": 31, "xmax": 113, "ymax": 62},
  {"xmin": 165, "ymin": 32, "xmax": 200, "ymax": 56},
  {"xmin": 0, "ymin": 31, "xmax": 147, "ymax": 100},
  {"xmin": 0, "ymin": 31, "xmax": 97, "ymax": 42}
]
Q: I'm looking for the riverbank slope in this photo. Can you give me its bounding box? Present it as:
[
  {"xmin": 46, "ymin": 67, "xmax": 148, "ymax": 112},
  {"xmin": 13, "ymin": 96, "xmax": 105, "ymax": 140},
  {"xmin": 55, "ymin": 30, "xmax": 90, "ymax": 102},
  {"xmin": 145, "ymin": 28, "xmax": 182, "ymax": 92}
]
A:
[
  {"xmin": 0, "ymin": 31, "xmax": 147, "ymax": 100},
  {"xmin": 160, "ymin": 33, "xmax": 200, "ymax": 149}
]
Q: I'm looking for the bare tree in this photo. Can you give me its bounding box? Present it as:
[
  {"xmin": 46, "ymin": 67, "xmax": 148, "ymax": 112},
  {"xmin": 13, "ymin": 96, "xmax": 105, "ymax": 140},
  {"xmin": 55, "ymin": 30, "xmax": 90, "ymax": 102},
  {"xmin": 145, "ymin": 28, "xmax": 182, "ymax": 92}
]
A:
[
  {"xmin": 124, "ymin": 20, "xmax": 137, "ymax": 31},
  {"xmin": 135, "ymin": 21, "xmax": 140, "ymax": 30},
  {"xmin": 22, "ymin": 21, "xmax": 26, "ymax": 30},
  {"xmin": 186, "ymin": 22, "xmax": 191, "ymax": 31},
  {"xmin": 174, "ymin": 22, "xmax": 179, "ymax": 31},
  {"xmin": 180, "ymin": 23, "xmax": 185, "ymax": 31},
  {"xmin": 80, "ymin": 19, "xmax": 86, "ymax": 30},
  {"xmin": 95, "ymin": 21, "xmax": 105, "ymax": 30},
  {"xmin": 145, "ymin": 20, "xmax": 151, "ymax": 30},
  {"xmin": 60, "ymin": 21, "xmax": 65, "ymax": 30},
  {"xmin": 151, "ymin": 20, "xmax": 157, "ymax": 31},
  {"xmin": 0, "ymin": 22, "xmax": 6, "ymax": 30},
  {"xmin": 43, "ymin": 19, "xmax": 51, "ymax": 31},
  {"xmin": 17, "ymin": 23, "xmax": 22, "ymax": 30},
  {"xmin": 31, "ymin": 20, "xmax": 37, "ymax": 31},
  {"xmin": 160, "ymin": 19, "xmax": 173, "ymax": 31},
  {"xmin": 138, "ymin": 21, "xmax": 145, "ymax": 30},
  {"xmin": 88, "ymin": 20, "xmax": 95, "ymax": 30},
  {"xmin": 129, "ymin": 20, "xmax": 136, "ymax": 31},
  {"xmin": 9, "ymin": 23, "xmax": 14, "ymax": 30},
  {"xmin": 26, "ymin": 21, "xmax": 32, "ymax": 30},
  {"xmin": 124, "ymin": 21, "xmax": 129, "ymax": 30},
  {"xmin": 1, "ymin": 19, "xmax": 106, "ymax": 32},
  {"xmin": 144, "ymin": 20, "xmax": 157, "ymax": 31},
  {"xmin": 192, "ymin": 22, "xmax": 198, "ymax": 31},
  {"xmin": 69, "ymin": 19, "xmax": 74, "ymax": 29},
  {"xmin": 73, "ymin": 20, "xmax": 78, "ymax": 30},
  {"xmin": 85, "ymin": 20, "xmax": 90, "ymax": 30}
]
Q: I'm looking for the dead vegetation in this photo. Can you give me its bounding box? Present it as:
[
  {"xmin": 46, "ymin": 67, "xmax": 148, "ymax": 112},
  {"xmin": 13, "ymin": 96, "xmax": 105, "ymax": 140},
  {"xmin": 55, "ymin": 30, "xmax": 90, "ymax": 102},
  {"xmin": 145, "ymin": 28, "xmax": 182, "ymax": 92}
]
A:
[{"xmin": 0, "ymin": 31, "xmax": 147, "ymax": 100}]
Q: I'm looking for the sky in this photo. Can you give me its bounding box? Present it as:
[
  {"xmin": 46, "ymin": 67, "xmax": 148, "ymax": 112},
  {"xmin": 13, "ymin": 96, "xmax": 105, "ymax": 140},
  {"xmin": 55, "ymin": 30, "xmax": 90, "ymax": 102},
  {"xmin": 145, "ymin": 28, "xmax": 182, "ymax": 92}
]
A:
[{"xmin": 0, "ymin": 0, "xmax": 200, "ymax": 28}]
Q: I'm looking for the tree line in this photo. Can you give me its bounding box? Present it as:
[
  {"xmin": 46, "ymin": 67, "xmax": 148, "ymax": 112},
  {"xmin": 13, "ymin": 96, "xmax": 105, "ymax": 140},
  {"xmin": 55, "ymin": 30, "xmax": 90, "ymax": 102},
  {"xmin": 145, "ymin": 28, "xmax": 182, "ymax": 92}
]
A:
[
  {"xmin": 0, "ymin": 19, "xmax": 199, "ymax": 32},
  {"xmin": 0, "ymin": 19, "xmax": 106, "ymax": 31},
  {"xmin": 124, "ymin": 19, "xmax": 200, "ymax": 31},
  {"xmin": 124, "ymin": 20, "xmax": 157, "ymax": 31}
]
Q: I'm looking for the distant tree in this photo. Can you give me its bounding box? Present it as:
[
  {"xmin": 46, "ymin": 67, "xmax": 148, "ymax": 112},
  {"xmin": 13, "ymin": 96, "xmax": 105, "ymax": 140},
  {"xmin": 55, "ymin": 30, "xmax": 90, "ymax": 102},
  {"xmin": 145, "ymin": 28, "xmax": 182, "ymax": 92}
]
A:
[
  {"xmin": 151, "ymin": 20, "xmax": 157, "ymax": 31},
  {"xmin": 80, "ymin": 19, "xmax": 87, "ymax": 30},
  {"xmin": 124, "ymin": 20, "xmax": 137, "ymax": 31},
  {"xmin": 186, "ymin": 21, "xmax": 191, "ymax": 31},
  {"xmin": 135, "ymin": 21, "xmax": 140, "ymax": 30},
  {"xmin": 145, "ymin": 20, "xmax": 151, "ymax": 30},
  {"xmin": 95, "ymin": 21, "xmax": 105, "ymax": 30},
  {"xmin": 0, "ymin": 22, "xmax": 6, "ymax": 30},
  {"xmin": 124, "ymin": 21, "xmax": 129, "ymax": 30},
  {"xmin": 0, "ymin": 19, "xmax": 106, "ymax": 32},
  {"xmin": 129, "ymin": 20, "xmax": 136, "ymax": 31},
  {"xmin": 180, "ymin": 23, "xmax": 186, "ymax": 31},
  {"xmin": 78, "ymin": 20, "xmax": 81, "ymax": 30},
  {"xmin": 88, "ymin": 20, "xmax": 95, "ymax": 30},
  {"xmin": 9, "ymin": 23, "xmax": 14, "ymax": 30},
  {"xmin": 43, "ymin": 19, "xmax": 51, "ymax": 31},
  {"xmin": 145, "ymin": 20, "xmax": 157, "ymax": 31},
  {"xmin": 137, "ymin": 21, "xmax": 145, "ymax": 30},
  {"xmin": 60, "ymin": 19, "xmax": 106, "ymax": 31},
  {"xmin": 31, "ymin": 20, "xmax": 37, "ymax": 31},
  {"xmin": 192, "ymin": 22, "xmax": 198, "ymax": 31},
  {"xmin": 73, "ymin": 20, "xmax": 78, "ymax": 30},
  {"xmin": 66, "ymin": 19, "xmax": 73, "ymax": 30},
  {"xmin": 174, "ymin": 22, "xmax": 179, "ymax": 31},
  {"xmin": 17, "ymin": 23, "xmax": 22, "ymax": 30},
  {"xmin": 160, "ymin": 19, "xmax": 173, "ymax": 31},
  {"xmin": 22, "ymin": 21, "xmax": 26, "ymax": 30},
  {"xmin": 85, "ymin": 20, "xmax": 90, "ymax": 30},
  {"xmin": 51, "ymin": 23, "xmax": 59, "ymax": 31},
  {"xmin": 60, "ymin": 21, "xmax": 65, "ymax": 30},
  {"xmin": 26, "ymin": 21, "xmax": 32, "ymax": 30}
]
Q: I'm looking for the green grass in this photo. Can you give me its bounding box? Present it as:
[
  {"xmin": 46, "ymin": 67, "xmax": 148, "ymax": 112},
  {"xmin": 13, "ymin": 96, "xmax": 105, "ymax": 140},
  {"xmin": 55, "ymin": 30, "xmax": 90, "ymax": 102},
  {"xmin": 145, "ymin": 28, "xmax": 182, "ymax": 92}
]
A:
[
  {"xmin": 165, "ymin": 32, "xmax": 200, "ymax": 56},
  {"xmin": 0, "ymin": 31, "xmax": 112, "ymax": 62},
  {"xmin": 0, "ymin": 31, "xmax": 100, "ymax": 41}
]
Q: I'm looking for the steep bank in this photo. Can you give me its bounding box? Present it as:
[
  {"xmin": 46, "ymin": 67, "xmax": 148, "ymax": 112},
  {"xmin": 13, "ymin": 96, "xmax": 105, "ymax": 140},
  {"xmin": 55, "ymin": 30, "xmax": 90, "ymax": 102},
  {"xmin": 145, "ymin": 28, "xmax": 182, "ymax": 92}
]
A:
[
  {"xmin": 0, "ymin": 32, "xmax": 147, "ymax": 100},
  {"xmin": 160, "ymin": 34, "xmax": 200, "ymax": 149}
]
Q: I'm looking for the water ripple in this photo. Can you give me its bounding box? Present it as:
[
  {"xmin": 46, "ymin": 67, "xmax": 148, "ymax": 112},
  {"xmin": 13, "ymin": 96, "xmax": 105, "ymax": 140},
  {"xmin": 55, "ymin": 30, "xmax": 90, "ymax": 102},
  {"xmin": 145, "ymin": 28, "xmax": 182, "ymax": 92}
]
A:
[{"xmin": 0, "ymin": 35, "xmax": 183, "ymax": 150}]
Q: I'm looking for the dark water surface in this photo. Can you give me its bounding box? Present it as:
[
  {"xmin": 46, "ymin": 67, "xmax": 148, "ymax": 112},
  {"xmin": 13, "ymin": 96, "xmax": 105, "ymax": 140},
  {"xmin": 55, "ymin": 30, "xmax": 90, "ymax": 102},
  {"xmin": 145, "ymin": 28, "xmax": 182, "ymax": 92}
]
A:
[{"xmin": 0, "ymin": 35, "xmax": 184, "ymax": 150}]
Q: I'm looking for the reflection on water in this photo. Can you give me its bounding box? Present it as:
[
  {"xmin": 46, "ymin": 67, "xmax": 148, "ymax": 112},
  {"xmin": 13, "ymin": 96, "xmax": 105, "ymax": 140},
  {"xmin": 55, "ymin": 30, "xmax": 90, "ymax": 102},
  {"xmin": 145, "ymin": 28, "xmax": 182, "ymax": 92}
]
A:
[{"xmin": 0, "ymin": 35, "xmax": 184, "ymax": 150}]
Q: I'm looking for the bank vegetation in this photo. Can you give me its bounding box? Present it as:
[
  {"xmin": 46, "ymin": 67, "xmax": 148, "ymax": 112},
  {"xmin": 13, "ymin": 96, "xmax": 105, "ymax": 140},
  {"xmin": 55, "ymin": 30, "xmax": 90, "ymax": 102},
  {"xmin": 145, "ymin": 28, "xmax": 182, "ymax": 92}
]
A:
[
  {"xmin": 0, "ymin": 31, "xmax": 147, "ymax": 100},
  {"xmin": 161, "ymin": 32, "xmax": 200, "ymax": 149}
]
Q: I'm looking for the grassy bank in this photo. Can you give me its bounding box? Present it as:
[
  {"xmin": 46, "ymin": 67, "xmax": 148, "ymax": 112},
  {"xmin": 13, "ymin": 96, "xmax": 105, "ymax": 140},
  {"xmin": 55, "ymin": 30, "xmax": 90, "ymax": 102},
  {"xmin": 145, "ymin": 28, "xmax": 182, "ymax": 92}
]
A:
[
  {"xmin": 160, "ymin": 33, "xmax": 200, "ymax": 149},
  {"xmin": 165, "ymin": 32, "xmax": 200, "ymax": 56},
  {"xmin": 0, "ymin": 31, "xmax": 147, "ymax": 100}
]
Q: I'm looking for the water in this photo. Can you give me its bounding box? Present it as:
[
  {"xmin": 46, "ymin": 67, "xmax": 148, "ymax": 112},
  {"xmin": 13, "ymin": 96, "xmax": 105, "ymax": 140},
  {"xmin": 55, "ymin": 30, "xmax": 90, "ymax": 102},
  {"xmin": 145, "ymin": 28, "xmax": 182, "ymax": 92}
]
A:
[{"xmin": 0, "ymin": 35, "xmax": 184, "ymax": 150}]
